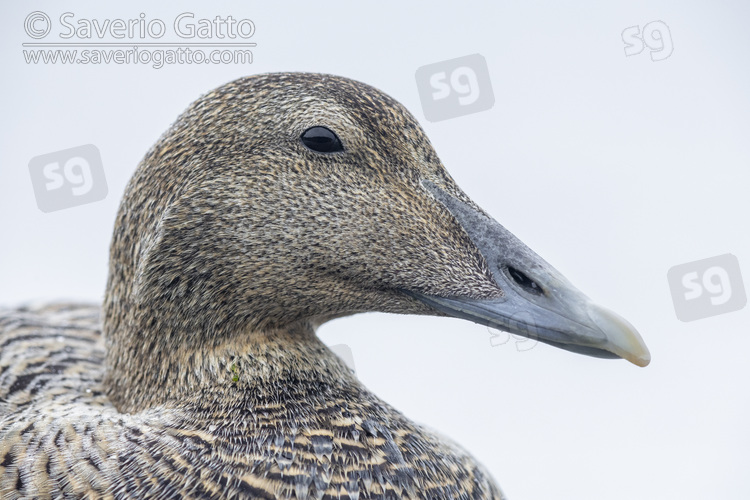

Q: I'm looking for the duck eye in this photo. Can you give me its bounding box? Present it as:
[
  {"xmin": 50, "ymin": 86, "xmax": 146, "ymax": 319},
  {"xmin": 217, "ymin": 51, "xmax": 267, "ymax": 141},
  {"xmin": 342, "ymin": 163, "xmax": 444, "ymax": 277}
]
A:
[
  {"xmin": 507, "ymin": 266, "xmax": 544, "ymax": 296},
  {"xmin": 300, "ymin": 126, "xmax": 344, "ymax": 153}
]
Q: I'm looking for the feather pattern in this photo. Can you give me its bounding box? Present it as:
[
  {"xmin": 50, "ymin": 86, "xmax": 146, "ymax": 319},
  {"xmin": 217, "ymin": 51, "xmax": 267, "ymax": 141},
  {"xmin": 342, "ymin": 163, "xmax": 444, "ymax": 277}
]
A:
[{"xmin": 1, "ymin": 74, "xmax": 505, "ymax": 499}]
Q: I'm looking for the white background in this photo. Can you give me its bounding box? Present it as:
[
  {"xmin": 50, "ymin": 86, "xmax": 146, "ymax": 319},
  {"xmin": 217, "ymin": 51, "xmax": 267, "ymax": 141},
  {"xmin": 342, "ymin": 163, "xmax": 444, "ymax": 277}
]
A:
[{"xmin": 2, "ymin": 2, "xmax": 749, "ymax": 499}]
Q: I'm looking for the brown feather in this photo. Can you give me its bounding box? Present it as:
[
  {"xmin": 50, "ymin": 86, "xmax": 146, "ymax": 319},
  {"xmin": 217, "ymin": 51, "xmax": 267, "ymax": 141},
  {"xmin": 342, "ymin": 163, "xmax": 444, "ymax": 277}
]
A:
[{"xmin": 0, "ymin": 73, "xmax": 504, "ymax": 499}]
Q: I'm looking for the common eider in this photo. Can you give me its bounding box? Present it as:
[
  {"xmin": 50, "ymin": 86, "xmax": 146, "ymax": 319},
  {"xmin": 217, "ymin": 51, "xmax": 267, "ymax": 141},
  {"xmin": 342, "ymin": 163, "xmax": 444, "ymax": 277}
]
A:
[{"xmin": 0, "ymin": 73, "xmax": 650, "ymax": 499}]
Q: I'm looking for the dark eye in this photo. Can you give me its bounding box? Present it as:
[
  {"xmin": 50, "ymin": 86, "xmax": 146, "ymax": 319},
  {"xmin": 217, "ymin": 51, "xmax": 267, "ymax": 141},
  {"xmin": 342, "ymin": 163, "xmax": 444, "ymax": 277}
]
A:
[
  {"xmin": 507, "ymin": 266, "xmax": 544, "ymax": 296},
  {"xmin": 300, "ymin": 126, "xmax": 344, "ymax": 153}
]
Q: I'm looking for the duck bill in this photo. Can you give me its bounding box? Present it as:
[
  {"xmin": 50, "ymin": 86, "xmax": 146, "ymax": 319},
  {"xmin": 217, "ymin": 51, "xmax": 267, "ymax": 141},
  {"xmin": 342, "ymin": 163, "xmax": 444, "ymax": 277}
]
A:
[{"xmin": 409, "ymin": 182, "xmax": 650, "ymax": 367}]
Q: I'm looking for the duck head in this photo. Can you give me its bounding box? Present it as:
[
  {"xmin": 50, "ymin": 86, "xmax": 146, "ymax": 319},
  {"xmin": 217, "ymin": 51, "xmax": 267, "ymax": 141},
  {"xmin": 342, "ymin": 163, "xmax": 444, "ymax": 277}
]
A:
[{"xmin": 104, "ymin": 73, "xmax": 649, "ymax": 411}]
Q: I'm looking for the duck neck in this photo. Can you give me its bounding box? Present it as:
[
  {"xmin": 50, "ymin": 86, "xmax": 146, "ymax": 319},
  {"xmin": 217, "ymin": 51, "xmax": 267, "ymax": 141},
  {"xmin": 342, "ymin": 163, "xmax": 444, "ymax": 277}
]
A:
[{"xmin": 103, "ymin": 318, "xmax": 355, "ymax": 414}]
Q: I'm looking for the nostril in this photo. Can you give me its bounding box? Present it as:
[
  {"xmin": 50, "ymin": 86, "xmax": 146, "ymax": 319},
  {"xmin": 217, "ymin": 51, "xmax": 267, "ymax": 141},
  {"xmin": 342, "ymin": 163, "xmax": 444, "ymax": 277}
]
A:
[{"xmin": 507, "ymin": 266, "xmax": 544, "ymax": 296}]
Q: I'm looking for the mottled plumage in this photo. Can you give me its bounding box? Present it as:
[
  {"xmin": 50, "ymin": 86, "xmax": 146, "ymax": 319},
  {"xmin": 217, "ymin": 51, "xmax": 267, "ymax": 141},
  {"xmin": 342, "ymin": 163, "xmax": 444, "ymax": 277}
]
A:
[
  {"xmin": 1, "ymin": 73, "xmax": 649, "ymax": 499},
  {"xmin": 0, "ymin": 303, "xmax": 500, "ymax": 499},
  {"xmin": 1, "ymin": 74, "xmax": 505, "ymax": 499}
]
